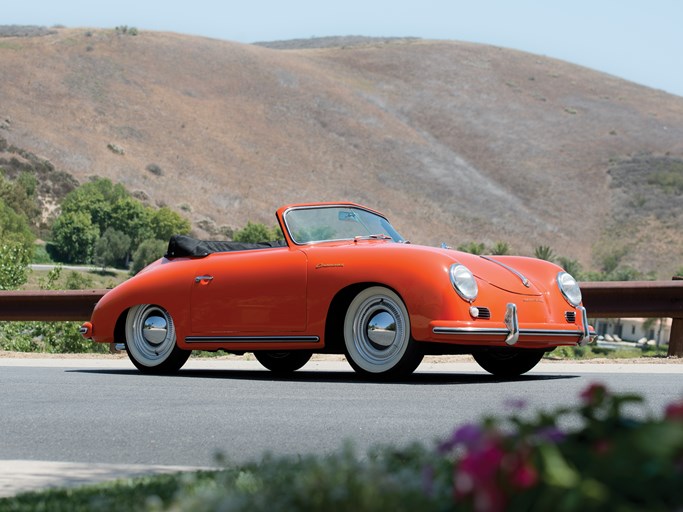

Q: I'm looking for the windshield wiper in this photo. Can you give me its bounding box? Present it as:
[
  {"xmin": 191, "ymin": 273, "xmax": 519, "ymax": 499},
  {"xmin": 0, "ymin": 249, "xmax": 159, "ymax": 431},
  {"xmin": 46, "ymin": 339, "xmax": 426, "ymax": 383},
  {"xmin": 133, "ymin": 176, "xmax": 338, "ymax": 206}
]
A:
[{"xmin": 354, "ymin": 234, "xmax": 392, "ymax": 241}]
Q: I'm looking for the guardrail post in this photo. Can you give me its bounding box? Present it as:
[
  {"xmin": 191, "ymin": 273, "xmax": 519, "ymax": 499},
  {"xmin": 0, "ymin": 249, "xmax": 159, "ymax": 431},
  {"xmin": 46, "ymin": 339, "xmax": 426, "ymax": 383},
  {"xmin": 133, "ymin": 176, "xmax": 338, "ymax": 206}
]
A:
[{"xmin": 670, "ymin": 318, "xmax": 683, "ymax": 357}]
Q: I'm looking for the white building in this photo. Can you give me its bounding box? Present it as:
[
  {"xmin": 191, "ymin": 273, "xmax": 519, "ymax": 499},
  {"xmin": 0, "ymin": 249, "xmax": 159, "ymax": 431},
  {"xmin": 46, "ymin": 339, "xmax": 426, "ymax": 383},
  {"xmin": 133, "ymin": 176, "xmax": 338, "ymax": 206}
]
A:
[{"xmin": 592, "ymin": 317, "xmax": 671, "ymax": 345}]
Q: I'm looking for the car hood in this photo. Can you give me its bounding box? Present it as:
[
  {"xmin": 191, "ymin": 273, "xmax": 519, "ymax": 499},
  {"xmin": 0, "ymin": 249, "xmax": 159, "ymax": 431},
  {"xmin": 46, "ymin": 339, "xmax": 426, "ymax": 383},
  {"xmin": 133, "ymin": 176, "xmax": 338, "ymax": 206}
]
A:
[
  {"xmin": 447, "ymin": 251, "xmax": 543, "ymax": 296},
  {"xmin": 315, "ymin": 241, "xmax": 546, "ymax": 296}
]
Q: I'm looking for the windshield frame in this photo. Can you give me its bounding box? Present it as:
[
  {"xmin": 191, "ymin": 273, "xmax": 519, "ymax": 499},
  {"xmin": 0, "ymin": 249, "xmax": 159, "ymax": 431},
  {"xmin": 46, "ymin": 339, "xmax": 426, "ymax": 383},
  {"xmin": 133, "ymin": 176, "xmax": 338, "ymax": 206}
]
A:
[{"xmin": 282, "ymin": 204, "xmax": 405, "ymax": 246}]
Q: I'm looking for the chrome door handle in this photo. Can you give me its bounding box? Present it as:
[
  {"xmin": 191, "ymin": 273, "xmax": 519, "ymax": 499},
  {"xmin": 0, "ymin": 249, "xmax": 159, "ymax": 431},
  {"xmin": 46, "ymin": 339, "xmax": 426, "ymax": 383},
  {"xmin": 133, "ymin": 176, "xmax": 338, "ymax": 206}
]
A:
[{"xmin": 195, "ymin": 275, "xmax": 214, "ymax": 283}]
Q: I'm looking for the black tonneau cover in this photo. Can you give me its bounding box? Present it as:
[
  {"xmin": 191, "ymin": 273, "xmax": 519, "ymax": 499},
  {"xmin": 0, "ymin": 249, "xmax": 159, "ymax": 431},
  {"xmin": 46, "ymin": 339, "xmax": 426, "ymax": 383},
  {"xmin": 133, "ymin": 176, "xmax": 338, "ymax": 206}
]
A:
[{"xmin": 165, "ymin": 235, "xmax": 286, "ymax": 258}]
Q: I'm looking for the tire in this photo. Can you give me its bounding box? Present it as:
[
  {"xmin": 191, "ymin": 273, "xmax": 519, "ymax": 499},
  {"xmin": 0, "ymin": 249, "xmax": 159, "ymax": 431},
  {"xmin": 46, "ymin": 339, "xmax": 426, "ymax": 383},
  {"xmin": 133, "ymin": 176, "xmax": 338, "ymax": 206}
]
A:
[
  {"xmin": 343, "ymin": 286, "xmax": 423, "ymax": 378},
  {"xmin": 124, "ymin": 304, "xmax": 191, "ymax": 374},
  {"xmin": 472, "ymin": 348, "xmax": 545, "ymax": 378},
  {"xmin": 253, "ymin": 351, "xmax": 312, "ymax": 373}
]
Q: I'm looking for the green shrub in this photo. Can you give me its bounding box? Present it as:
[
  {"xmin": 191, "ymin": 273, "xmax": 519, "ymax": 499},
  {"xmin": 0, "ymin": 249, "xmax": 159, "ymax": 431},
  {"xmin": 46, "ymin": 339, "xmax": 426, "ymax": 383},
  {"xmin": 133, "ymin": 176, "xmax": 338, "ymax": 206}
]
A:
[
  {"xmin": 457, "ymin": 241, "xmax": 486, "ymax": 255},
  {"xmin": 130, "ymin": 239, "xmax": 167, "ymax": 275},
  {"xmin": 0, "ymin": 321, "xmax": 107, "ymax": 354},
  {"xmin": 234, "ymin": 222, "xmax": 282, "ymax": 243},
  {"xmin": 65, "ymin": 271, "xmax": 95, "ymax": 290},
  {"xmin": 0, "ymin": 240, "xmax": 30, "ymax": 290},
  {"xmin": 3, "ymin": 386, "xmax": 681, "ymax": 511}
]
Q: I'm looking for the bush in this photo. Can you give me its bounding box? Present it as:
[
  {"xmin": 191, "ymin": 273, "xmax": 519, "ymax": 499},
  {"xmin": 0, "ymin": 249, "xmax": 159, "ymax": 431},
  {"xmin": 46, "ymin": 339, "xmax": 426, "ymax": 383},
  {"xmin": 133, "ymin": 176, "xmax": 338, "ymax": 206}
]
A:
[
  {"xmin": 0, "ymin": 320, "xmax": 107, "ymax": 353},
  {"xmin": 234, "ymin": 222, "xmax": 281, "ymax": 243},
  {"xmin": 3, "ymin": 386, "xmax": 681, "ymax": 511},
  {"xmin": 169, "ymin": 384, "xmax": 683, "ymax": 512},
  {"xmin": 94, "ymin": 228, "xmax": 131, "ymax": 269},
  {"xmin": 457, "ymin": 241, "xmax": 486, "ymax": 255},
  {"xmin": 65, "ymin": 271, "xmax": 95, "ymax": 290},
  {"xmin": 0, "ymin": 240, "xmax": 30, "ymax": 290},
  {"xmin": 50, "ymin": 211, "xmax": 99, "ymax": 263},
  {"xmin": 130, "ymin": 239, "xmax": 167, "ymax": 275}
]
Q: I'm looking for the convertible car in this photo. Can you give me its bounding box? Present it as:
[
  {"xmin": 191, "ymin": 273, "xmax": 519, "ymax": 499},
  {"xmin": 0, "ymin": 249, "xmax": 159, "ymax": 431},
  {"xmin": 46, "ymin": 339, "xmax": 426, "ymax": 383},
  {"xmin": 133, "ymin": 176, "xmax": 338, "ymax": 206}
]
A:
[{"xmin": 81, "ymin": 202, "xmax": 595, "ymax": 378}]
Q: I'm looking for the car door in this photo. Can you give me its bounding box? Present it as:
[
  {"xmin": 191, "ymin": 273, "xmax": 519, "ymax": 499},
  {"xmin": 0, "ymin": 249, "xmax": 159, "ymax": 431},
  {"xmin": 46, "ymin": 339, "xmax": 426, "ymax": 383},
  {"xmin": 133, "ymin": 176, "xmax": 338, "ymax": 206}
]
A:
[{"xmin": 190, "ymin": 248, "xmax": 307, "ymax": 334}]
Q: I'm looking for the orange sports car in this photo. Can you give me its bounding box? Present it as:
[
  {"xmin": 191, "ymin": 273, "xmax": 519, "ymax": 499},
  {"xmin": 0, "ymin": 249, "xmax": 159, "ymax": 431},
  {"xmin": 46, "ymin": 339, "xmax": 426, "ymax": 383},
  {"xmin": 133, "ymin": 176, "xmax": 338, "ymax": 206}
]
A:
[{"xmin": 81, "ymin": 202, "xmax": 594, "ymax": 378}]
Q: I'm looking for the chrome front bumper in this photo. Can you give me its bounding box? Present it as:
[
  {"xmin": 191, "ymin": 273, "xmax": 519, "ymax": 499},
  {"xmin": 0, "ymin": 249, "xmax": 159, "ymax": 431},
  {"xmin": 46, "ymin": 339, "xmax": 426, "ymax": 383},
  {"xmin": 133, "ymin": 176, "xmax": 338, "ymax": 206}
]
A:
[{"xmin": 432, "ymin": 304, "xmax": 595, "ymax": 347}]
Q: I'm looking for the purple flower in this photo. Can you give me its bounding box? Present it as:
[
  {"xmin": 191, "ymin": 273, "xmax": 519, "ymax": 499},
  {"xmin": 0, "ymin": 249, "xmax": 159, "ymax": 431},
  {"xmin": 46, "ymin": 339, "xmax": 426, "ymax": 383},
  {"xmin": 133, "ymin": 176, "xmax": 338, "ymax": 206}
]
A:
[
  {"xmin": 535, "ymin": 426, "xmax": 566, "ymax": 444},
  {"xmin": 504, "ymin": 398, "xmax": 528, "ymax": 411},
  {"xmin": 439, "ymin": 423, "xmax": 485, "ymax": 453}
]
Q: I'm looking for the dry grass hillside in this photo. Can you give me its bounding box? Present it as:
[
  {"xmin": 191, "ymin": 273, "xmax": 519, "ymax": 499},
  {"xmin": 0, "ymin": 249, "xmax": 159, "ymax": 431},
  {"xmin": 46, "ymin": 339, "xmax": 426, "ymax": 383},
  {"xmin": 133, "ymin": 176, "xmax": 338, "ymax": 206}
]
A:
[{"xmin": 1, "ymin": 27, "xmax": 682, "ymax": 277}]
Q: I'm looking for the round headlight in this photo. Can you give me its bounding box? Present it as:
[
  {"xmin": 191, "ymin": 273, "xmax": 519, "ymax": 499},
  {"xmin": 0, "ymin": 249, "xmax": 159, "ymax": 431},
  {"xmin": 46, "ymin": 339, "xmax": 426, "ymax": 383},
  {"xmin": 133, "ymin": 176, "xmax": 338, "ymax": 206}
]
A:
[
  {"xmin": 450, "ymin": 264, "xmax": 478, "ymax": 302},
  {"xmin": 557, "ymin": 271, "xmax": 582, "ymax": 307}
]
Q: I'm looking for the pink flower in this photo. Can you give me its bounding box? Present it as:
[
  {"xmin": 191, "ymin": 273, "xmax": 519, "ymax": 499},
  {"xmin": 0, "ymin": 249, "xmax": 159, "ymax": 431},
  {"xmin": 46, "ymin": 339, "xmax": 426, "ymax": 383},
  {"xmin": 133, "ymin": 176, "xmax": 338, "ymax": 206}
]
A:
[
  {"xmin": 511, "ymin": 461, "xmax": 538, "ymax": 489},
  {"xmin": 580, "ymin": 382, "xmax": 608, "ymax": 405},
  {"xmin": 665, "ymin": 400, "xmax": 683, "ymax": 421},
  {"xmin": 453, "ymin": 439, "xmax": 508, "ymax": 512}
]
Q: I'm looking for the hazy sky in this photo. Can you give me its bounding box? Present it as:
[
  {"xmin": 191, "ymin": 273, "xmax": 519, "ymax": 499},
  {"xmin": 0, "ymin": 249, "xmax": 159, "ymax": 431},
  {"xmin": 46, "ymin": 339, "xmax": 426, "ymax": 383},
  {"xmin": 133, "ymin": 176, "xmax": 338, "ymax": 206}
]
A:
[{"xmin": 4, "ymin": 0, "xmax": 682, "ymax": 97}]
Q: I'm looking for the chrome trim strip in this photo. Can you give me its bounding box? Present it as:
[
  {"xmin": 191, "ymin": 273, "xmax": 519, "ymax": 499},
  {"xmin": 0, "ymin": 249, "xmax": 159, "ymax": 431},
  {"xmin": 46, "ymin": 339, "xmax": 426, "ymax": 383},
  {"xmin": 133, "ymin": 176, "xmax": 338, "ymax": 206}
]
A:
[
  {"xmin": 185, "ymin": 335, "xmax": 320, "ymax": 344},
  {"xmin": 432, "ymin": 327, "xmax": 586, "ymax": 338},
  {"xmin": 480, "ymin": 255, "xmax": 530, "ymax": 288},
  {"xmin": 432, "ymin": 327, "xmax": 509, "ymax": 335}
]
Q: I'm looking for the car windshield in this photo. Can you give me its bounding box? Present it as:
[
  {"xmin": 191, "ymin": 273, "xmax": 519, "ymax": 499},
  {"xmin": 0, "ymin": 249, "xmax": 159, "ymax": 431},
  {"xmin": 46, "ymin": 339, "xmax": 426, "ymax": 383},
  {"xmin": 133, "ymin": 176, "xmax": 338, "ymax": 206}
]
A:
[{"xmin": 284, "ymin": 206, "xmax": 406, "ymax": 244}]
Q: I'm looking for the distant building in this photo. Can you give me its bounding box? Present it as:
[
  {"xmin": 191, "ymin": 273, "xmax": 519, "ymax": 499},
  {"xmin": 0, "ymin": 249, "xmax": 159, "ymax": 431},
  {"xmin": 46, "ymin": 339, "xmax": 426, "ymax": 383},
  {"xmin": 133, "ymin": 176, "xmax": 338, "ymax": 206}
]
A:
[{"xmin": 592, "ymin": 318, "xmax": 671, "ymax": 345}]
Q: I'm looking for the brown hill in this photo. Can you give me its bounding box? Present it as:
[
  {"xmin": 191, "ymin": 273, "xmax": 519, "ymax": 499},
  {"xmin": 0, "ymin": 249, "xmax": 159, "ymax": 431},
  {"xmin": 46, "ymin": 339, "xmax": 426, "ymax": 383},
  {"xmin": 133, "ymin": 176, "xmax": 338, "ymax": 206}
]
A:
[{"xmin": 1, "ymin": 27, "xmax": 682, "ymax": 277}]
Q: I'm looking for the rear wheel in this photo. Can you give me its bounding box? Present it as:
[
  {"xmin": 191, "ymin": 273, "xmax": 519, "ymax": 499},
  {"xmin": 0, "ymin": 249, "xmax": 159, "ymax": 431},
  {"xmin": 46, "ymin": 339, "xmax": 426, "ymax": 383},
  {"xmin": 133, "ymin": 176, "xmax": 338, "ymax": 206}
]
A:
[
  {"xmin": 124, "ymin": 304, "xmax": 191, "ymax": 374},
  {"xmin": 254, "ymin": 351, "xmax": 312, "ymax": 373},
  {"xmin": 344, "ymin": 286, "xmax": 423, "ymax": 378},
  {"xmin": 472, "ymin": 348, "xmax": 545, "ymax": 378}
]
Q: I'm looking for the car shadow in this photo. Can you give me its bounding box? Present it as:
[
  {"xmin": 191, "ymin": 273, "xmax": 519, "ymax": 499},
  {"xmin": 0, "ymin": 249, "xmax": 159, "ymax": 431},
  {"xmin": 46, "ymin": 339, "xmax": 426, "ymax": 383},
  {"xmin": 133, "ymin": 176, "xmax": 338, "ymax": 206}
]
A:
[{"xmin": 67, "ymin": 368, "xmax": 579, "ymax": 385}]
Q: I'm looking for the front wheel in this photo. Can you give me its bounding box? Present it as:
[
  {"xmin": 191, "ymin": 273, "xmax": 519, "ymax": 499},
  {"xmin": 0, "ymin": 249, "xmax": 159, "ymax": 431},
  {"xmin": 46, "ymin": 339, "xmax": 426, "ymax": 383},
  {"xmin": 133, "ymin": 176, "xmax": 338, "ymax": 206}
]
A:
[
  {"xmin": 472, "ymin": 348, "xmax": 545, "ymax": 378},
  {"xmin": 124, "ymin": 304, "xmax": 191, "ymax": 374},
  {"xmin": 254, "ymin": 351, "xmax": 312, "ymax": 373},
  {"xmin": 344, "ymin": 286, "xmax": 423, "ymax": 379}
]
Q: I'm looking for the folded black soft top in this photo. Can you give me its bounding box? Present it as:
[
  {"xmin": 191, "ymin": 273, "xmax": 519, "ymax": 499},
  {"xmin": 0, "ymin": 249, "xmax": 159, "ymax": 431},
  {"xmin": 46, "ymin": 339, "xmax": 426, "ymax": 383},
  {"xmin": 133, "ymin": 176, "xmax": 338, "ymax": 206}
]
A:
[{"xmin": 165, "ymin": 235, "xmax": 286, "ymax": 258}]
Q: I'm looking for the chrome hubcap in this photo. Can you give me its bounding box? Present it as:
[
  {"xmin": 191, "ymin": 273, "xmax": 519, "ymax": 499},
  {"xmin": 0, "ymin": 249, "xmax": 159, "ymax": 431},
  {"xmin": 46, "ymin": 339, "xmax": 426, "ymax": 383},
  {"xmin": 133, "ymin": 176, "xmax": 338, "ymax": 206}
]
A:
[
  {"xmin": 126, "ymin": 305, "xmax": 176, "ymax": 367},
  {"xmin": 353, "ymin": 296, "xmax": 407, "ymax": 361},
  {"xmin": 366, "ymin": 311, "xmax": 397, "ymax": 347},
  {"xmin": 142, "ymin": 315, "xmax": 168, "ymax": 345}
]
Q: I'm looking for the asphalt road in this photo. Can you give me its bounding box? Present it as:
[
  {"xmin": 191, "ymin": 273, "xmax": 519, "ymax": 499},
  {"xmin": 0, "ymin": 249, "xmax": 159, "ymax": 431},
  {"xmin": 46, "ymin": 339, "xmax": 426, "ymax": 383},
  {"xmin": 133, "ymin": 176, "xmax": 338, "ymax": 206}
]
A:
[{"xmin": 1, "ymin": 356, "xmax": 682, "ymax": 496}]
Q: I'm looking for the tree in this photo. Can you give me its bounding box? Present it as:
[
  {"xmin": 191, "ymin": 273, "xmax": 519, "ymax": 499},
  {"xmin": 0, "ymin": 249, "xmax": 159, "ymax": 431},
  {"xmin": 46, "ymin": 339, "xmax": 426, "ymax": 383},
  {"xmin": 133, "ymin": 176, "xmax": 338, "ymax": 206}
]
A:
[
  {"xmin": 59, "ymin": 177, "xmax": 127, "ymax": 234},
  {"xmin": 94, "ymin": 228, "xmax": 131, "ymax": 269},
  {"xmin": 149, "ymin": 207, "xmax": 191, "ymax": 241},
  {"xmin": 491, "ymin": 241, "xmax": 510, "ymax": 255},
  {"xmin": 50, "ymin": 177, "xmax": 191, "ymax": 265},
  {"xmin": 0, "ymin": 241, "xmax": 31, "ymax": 290},
  {"xmin": 234, "ymin": 222, "xmax": 275, "ymax": 243},
  {"xmin": 534, "ymin": 245, "xmax": 555, "ymax": 262},
  {"xmin": 109, "ymin": 197, "xmax": 152, "ymax": 256},
  {"xmin": 557, "ymin": 256, "xmax": 582, "ymax": 278},
  {"xmin": 0, "ymin": 198, "xmax": 34, "ymax": 252},
  {"xmin": 0, "ymin": 172, "xmax": 40, "ymax": 227},
  {"xmin": 130, "ymin": 239, "xmax": 167, "ymax": 275},
  {"xmin": 51, "ymin": 211, "xmax": 99, "ymax": 263},
  {"xmin": 457, "ymin": 242, "xmax": 486, "ymax": 255}
]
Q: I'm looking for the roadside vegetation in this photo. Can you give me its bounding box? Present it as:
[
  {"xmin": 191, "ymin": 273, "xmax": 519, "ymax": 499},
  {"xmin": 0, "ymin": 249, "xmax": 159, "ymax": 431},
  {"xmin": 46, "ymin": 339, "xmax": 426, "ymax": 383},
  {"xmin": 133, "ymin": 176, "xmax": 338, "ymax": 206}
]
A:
[
  {"xmin": 2, "ymin": 384, "xmax": 681, "ymax": 511},
  {"xmin": 0, "ymin": 165, "xmax": 673, "ymax": 357}
]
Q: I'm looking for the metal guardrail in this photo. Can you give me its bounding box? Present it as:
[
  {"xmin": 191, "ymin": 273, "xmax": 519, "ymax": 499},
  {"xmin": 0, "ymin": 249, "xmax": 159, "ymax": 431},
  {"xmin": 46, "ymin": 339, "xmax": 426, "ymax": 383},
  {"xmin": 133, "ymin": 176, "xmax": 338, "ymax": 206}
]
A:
[
  {"xmin": 0, "ymin": 280, "xmax": 681, "ymax": 356},
  {"xmin": 580, "ymin": 279, "xmax": 683, "ymax": 357},
  {"xmin": 0, "ymin": 289, "xmax": 107, "ymax": 321}
]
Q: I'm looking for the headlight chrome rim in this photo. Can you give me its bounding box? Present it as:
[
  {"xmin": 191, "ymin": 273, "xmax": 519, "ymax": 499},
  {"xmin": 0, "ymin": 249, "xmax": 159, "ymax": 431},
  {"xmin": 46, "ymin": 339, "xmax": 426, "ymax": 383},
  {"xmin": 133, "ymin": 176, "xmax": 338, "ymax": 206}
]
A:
[
  {"xmin": 557, "ymin": 271, "xmax": 582, "ymax": 307},
  {"xmin": 450, "ymin": 264, "xmax": 478, "ymax": 302}
]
